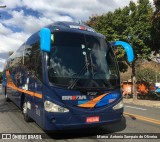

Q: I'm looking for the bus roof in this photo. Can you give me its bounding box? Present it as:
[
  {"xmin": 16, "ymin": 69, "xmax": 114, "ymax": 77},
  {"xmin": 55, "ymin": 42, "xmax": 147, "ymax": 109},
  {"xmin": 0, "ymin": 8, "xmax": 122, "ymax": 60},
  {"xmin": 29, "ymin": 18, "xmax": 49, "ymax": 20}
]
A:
[
  {"xmin": 6, "ymin": 21, "xmax": 105, "ymax": 62},
  {"xmin": 46, "ymin": 21, "xmax": 105, "ymax": 38}
]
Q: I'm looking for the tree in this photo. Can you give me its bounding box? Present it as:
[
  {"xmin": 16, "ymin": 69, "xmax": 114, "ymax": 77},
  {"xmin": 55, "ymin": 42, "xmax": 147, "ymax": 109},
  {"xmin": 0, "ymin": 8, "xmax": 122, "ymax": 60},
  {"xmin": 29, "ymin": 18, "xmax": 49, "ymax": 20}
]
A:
[
  {"xmin": 151, "ymin": 0, "xmax": 160, "ymax": 53},
  {"xmin": 86, "ymin": 0, "xmax": 153, "ymax": 61},
  {"xmin": 136, "ymin": 68, "xmax": 160, "ymax": 84},
  {"xmin": 86, "ymin": 0, "xmax": 153, "ymax": 101}
]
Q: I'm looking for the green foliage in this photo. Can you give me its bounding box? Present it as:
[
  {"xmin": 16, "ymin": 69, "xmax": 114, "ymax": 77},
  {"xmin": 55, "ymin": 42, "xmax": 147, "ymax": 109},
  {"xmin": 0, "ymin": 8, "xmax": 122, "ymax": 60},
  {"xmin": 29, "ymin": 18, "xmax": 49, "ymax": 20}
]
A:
[
  {"xmin": 136, "ymin": 68, "xmax": 160, "ymax": 84},
  {"xmin": 151, "ymin": 0, "xmax": 160, "ymax": 52},
  {"xmin": 86, "ymin": 0, "xmax": 153, "ymax": 61},
  {"xmin": 118, "ymin": 61, "xmax": 129, "ymax": 73}
]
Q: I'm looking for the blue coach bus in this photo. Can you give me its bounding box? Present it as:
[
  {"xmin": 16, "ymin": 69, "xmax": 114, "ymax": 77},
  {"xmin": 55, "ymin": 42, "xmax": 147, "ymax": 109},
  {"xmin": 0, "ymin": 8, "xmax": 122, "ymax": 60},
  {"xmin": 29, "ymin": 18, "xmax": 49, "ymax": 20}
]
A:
[{"xmin": 2, "ymin": 21, "xmax": 134, "ymax": 131}]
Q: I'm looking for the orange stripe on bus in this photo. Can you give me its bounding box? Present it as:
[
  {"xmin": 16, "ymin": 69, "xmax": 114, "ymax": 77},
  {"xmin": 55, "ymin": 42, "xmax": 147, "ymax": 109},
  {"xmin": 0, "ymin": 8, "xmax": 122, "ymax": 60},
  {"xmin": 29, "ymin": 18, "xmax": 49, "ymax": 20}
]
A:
[
  {"xmin": 7, "ymin": 84, "xmax": 42, "ymax": 99},
  {"xmin": 6, "ymin": 70, "xmax": 42, "ymax": 99},
  {"xmin": 78, "ymin": 93, "xmax": 107, "ymax": 108}
]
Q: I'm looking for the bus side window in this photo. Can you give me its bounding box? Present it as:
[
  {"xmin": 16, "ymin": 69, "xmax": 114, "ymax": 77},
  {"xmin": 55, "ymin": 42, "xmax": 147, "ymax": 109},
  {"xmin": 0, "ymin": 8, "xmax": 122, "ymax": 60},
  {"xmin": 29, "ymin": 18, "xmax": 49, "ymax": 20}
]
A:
[
  {"xmin": 24, "ymin": 41, "xmax": 42, "ymax": 75},
  {"xmin": 34, "ymin": 50, "xmax": 42, "ymax": 81},
  {"xmin": 32, "ymin": 50, "xmax": 42, "ymax": 92},
  {"xmin": 24, "ymin": 44, "xmax": 36, "ymax": 71}
]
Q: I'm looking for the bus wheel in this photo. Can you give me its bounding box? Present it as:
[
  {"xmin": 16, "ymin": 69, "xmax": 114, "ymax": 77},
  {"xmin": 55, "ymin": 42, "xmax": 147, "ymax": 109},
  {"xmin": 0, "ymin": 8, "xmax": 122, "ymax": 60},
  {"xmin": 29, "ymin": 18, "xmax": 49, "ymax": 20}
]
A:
[
  {"xmin": 5, "ymin": 87, "xmax": 10, "ymax": 102},
  {"xmin": 22, "ymin": 101, "xmax": 32, "ymax": 122},
  {"xmin": 5, "ymin": 94, "xmax": 10, "ymax": 102}
]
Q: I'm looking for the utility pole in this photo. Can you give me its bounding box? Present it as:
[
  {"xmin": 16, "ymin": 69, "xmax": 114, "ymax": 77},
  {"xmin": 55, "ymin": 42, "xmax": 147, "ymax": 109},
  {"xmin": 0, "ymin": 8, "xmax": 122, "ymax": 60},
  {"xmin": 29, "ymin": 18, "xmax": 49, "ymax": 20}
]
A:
[
  {"xmin": 132, "ymin": 62, "xmax": 137, "ymax": 101},
  {"xmin": 127, "ymin": 35, "xmax": 137, "ymax": 101}
]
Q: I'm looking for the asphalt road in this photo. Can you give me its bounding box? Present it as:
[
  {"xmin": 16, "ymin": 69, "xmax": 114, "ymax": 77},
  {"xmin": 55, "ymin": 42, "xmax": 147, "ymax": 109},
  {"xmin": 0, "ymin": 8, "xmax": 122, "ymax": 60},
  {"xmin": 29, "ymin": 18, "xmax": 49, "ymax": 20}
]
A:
[
  {"xmin": 0, "ymin": 85, "xmax": 159, "ymax": 142},
  {"xmin": 124, "ymin": 103, "xmax": 160, "ymax": 121}
]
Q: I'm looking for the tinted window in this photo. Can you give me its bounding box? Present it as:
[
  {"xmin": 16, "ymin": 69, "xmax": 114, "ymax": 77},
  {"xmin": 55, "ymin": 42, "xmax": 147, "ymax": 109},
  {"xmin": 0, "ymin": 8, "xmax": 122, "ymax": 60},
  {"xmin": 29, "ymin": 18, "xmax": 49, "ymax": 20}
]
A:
[
  {"xmin": 24, "ymin": 40, "xmax": 42, "ymax": 81},
  {"xmin": 48, "ymin": 32, "xmax": 119, "ymax": 89},
  {"xmin": 9, "ymin": 44, "xmax": 24, "ymax": 68}
]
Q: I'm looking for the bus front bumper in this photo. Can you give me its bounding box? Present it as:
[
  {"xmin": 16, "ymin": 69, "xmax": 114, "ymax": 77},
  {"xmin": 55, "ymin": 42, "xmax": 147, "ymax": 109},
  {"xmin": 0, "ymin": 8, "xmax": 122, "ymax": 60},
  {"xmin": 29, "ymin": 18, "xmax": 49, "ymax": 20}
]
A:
[{"xmin": 43, "ymin": 108, "xmax": 123, "ymax": 131}]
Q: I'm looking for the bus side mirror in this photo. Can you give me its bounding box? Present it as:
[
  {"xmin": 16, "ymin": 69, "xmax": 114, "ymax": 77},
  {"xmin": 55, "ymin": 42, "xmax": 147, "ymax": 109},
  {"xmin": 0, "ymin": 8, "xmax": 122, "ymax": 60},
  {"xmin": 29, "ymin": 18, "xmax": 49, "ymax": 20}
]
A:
[
  {"xmin": 110, "ymin": 41, "xmax": 134, "ymax": 63},
  {"xmin": 40, "ymin": 28, "xmax": 51, "ymax": 52}
]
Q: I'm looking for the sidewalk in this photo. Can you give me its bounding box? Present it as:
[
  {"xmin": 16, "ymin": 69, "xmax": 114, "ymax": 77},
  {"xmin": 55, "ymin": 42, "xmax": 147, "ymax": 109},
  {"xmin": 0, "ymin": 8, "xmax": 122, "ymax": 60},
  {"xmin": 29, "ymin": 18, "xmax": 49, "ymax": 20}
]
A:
[{"xmin": 123, "ymin": 98, "xmax": 160, "ymax": 108}]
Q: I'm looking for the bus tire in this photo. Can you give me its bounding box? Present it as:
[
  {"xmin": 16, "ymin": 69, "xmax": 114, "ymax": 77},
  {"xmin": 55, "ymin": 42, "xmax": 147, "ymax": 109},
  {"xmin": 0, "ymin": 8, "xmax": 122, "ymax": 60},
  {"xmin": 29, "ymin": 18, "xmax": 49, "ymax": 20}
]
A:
[
  {"xmin": 4, "ymin": 87, "xmax": 10, "ymax": 102},
  {"xmin": 22, "ymin": 100, "xmax": 32, "ymax": 122},
  {"xmin": 5, "ymin": 94, "xmax": 10, "ymax": 102}
]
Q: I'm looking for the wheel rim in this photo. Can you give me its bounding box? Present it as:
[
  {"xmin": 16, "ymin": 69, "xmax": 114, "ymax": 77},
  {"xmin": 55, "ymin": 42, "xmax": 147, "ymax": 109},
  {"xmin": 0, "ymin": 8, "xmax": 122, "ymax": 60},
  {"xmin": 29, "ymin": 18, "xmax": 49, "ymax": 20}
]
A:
[{"xmin": 23, "ymin": 102, "xmax": 27, "ymax": 114}]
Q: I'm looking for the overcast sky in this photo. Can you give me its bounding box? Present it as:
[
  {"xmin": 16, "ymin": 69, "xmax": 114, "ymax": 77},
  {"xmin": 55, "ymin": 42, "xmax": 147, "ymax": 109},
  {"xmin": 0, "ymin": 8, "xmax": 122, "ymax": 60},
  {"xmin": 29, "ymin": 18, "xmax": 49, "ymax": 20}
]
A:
[{"xmin": 0, "ymin": 0, "xmax": 153, "ymax": 71}]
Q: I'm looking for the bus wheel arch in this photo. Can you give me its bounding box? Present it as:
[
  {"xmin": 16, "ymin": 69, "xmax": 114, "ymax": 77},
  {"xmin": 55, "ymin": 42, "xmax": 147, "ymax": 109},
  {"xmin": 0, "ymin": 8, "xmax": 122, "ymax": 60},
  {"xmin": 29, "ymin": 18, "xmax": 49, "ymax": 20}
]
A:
[{"xmin": 21, "ymin": 94, "xmax": 32, "ymax": 122}]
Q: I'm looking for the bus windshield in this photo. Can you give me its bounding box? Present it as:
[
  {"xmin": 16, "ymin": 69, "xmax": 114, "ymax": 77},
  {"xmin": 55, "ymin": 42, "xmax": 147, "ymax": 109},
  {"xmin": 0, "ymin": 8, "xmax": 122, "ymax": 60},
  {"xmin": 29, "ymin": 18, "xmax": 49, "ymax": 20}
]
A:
[{"xmin": 48, "ymin": 32, "xmax": 120, "ymax": 89}]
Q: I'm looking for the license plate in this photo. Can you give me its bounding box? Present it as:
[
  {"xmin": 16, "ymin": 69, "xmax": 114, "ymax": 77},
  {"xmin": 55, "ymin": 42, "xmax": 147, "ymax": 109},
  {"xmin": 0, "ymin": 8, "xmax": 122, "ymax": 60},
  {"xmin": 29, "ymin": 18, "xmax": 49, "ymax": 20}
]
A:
[{"xmin": 86, "ymin": 116, "xmax": 99, "ymax": 123}]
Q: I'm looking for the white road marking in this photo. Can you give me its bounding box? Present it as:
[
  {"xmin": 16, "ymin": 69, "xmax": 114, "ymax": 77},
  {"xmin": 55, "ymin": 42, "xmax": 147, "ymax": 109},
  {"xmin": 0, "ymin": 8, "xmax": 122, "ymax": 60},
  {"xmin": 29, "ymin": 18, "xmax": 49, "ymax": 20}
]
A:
[{"xmin": 125, "ymin": 105, "xmax": 147, "ymax": 111}]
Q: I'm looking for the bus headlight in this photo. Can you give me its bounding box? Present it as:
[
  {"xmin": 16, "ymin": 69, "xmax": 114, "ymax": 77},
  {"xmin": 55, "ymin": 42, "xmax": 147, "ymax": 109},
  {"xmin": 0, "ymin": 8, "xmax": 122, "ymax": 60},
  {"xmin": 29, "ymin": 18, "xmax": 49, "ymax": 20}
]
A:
[
  {"xmin": 113, "ymin": 100, "xmax": 123, "ymax": 110},
  {"xmin": 44, "ymin": 101, "xmax": 69, "ymax": 112}
]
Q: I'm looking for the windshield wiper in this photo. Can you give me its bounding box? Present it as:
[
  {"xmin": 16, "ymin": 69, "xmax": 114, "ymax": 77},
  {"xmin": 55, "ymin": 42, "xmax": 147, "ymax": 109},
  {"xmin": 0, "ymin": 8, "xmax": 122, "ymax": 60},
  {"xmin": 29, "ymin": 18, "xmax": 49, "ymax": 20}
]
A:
[
  {"xmin": 68, "ymin": 53, "xmax": 90, "ymax": 90},
  {"xmin": 67, "ymin": 63, "xmax": 89, "ymax": 90}
]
